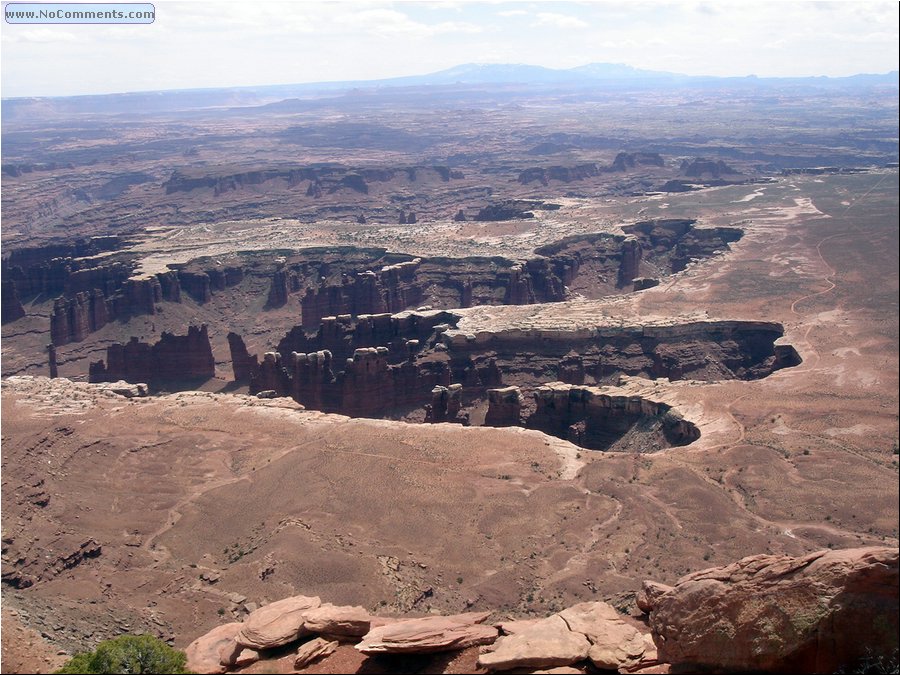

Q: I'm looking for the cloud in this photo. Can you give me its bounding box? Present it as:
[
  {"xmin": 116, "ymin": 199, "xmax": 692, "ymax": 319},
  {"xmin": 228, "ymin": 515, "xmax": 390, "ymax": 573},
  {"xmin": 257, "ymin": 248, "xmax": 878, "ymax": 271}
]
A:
[
  {"xmin": 497, "ymin": 10, "xmax": 528, "ymax": 18},
  {"xmin": 7, "ymin": 28, "xmax": 79, "ymax": 43},
  {"xmin": 533, "ymin": 12, "xmax": 589, "ymax": 29},
  {"xmin": 335, "ymin": 8, "xmax": 481, "ymax": 37}
]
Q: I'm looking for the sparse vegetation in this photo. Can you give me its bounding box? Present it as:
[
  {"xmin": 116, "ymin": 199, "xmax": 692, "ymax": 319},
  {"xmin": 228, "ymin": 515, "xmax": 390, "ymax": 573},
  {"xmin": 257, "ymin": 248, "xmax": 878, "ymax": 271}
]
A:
[{"xmin": 56, "ymin": 635, "xmax": 191, "ymax": 674}]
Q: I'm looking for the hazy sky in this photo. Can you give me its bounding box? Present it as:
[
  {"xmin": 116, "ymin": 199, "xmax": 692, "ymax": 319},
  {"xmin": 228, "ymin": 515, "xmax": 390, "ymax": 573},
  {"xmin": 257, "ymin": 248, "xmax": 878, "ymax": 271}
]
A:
[{"xmin": 1, "ymin": 0, "xmax": 898, "ymax": 97}]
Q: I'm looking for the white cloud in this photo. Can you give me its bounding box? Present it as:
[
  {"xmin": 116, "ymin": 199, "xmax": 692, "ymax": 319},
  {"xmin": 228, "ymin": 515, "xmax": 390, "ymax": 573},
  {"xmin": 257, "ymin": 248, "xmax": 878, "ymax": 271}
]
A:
[
  {"xmin": 334, "ymin": 8, "xmax": 480, "ymax": 37},
  {"xmin": 497, "ymin": 9, "xmax": 529, "ymax": 17},
  {"xmin": 533, "ymin": 12, "xmax": 589, "ymax": 29},
  {"xmin": 7, "ymin": 28, "xmax": 79, "ymax": 43}
]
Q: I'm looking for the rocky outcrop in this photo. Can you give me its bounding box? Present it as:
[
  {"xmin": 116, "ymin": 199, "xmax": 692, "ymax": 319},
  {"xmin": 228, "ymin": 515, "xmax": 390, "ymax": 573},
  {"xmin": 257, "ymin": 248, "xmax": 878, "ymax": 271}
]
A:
[
  {"xmin": 474, "ymin": 201, "xmax": 539, "ymax": 221},
  {"xmin": 681, "ymin": 157, "xmax": 739, "ymax": 178},
  {"xmin": 89, "ymin": 325, "xmax": 215, "ymax": 387},
  {"xmin": 518, "ymin": 153, "xmax": 664, "ymax": 185},
  {"xmin": 558, "ymin": 602, "xmax": 657, "ymax": 672},
  {"xmin": 177, "ymin": 271, "xmax": 211, "ymax": 304},
  {"xmin": 527, "ymin": 383, "xmax": 700, "ymax": 451},
  {"xmin": 184, "ymin": 622, "xmax": 243, "ymax": 675},
  {"xmin": 184, "ymin": 548, "xmax": 896, "ymax": 673},
  {"xmin": 302, "ymin": 603, "xmax": 371, "ymax": 637},
  {"xmin": 294, "ymin": 638, "xmax": 338, "ymax": 668},
  {"xmin": 50, "ymin": 290, "xmax": 110, "ymax": 345},
  {"xmin": 43, "ymin": 270, "xmax": 183, "ymax": 346},
  {"xmin": 632, "ymin": 277, "xmax": 659, "ymax": 292},
  {"xmin": 1, "ymin": 537, "xmax": 101, "ymax": 589},
  {"xmin": 645, "ymin": 547, "xmax": 899, "ymax": 674},
  {"xmin": 266, "ymin": 269, "xmax": 292, "ymax": 308},
  {"xmin": 187, "ymin": 597, "xmax": 371, "ymax": 672},
  {"xmin": 48, "ymin": 344, "xmax": 58, "ymax": 378},
  {"xmin": 610, "ymin": 151, "xmax": 665, "ymax": 171},
  {"xmin": 478, "ymin": 615, "xmax": 590, "ymax": 671},
  {"xmin": 163, "ymin": 164, "xmax": 464, "ymax": 196},
  {"xmin": 227, "ymin": 332, "xmax": 258, "ymax": 383},
  {"xmin": 1, "ymin": 280, "xmax": 26, "ymax": 323},
  {"xmin": 479, "ymin": 603, "xmax": 659, "ymax": 673},
  {"xmin": 484, "ymin": 387, "xmax": 522, "ymax": 427},
  {"xmin": 426, "ymin": 383, "xmax": 464, "ymax": 423},
  {"xmin": 356, "ymin": 612, "xmax": 497, "ymax": 654},
  {"xmin": 617, "ymin": 238, "xmax": 642, "ymax": 287},
  {"xmin": 236, "ymin": 595, "xmax": 322, "ymax": 650},
  {"xmin": 518, "ymin": 164, "xmax": 602, "ymax": 185},
  {"xmin": 249, "ymin": 343, "xmax": 444, "ymax": 418}
]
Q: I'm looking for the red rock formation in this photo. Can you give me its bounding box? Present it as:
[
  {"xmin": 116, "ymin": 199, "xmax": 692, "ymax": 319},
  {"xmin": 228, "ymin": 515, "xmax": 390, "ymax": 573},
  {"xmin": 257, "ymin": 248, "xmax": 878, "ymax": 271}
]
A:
[
  {"xmin": 227, "ymin": 332, "xmax": 259, "ymax": 383},
  {"xmin": 286, "ymin": 350, "xmax": 339, "ymax": 410},
  {"xmin": 526, "ymin": 383, "xmax": 699, "ymax": 450},
  {"xmin": 484, "ymin": 386, "xmax": 523, "ymax": 427},
  {"xmin": 557, "ymin": 353, "xmax": 585, "ymax": 385},
  {"xmin": 617, "ymin": 238, "xmax": 642, "ymax": 287},
  {"xmin": 90, "ymin": 325, "xmax": 215, "ymax": 386},
  {"xmin": 50, "ymin": 290, "xmax": 110, "ymax": 345},
  {"xmin": 610, "ymin": 151, "xmax": 665, "ymax": 171},
  {"xmin": 177, "ymin": 271, "xmax": 212, "ymax": 303},
  {"xmin": 426, "ymin": 383, "xmax": 464, "ymax": 423},
  {"xmin": 266, "ymin": 269, "xmax": 291, "ymax": 308},
  {"xmin": 341, "ymin": 347, "xmax": 394, "ymax": 417},
  {"xmin": 48, "ymin": 344, "xmax": 58, "ymax": 379},
  {"xmin": 357, "ymin": 612, "xmax": 497, "ymax": 654},
  {"xmin": 647, "ymin": 547, "xmax": 899, "ymax": 674},
  {"xmin": 1, "ymin": 280, "xmax": 27, "ymax": 323}
]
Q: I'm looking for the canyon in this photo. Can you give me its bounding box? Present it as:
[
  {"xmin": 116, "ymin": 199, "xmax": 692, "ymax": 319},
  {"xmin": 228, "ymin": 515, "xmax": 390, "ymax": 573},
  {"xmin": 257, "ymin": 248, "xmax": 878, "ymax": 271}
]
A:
[{"xmin": 1, "ymin": 65, "xmax": 897, "ymax": 675}]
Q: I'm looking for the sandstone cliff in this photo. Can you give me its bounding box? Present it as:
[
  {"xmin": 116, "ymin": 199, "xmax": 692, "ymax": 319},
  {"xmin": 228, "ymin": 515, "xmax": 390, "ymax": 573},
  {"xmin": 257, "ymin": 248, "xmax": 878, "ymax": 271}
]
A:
[{"xmin": 89, "ymin": 325, "xmax": 215, "ymax": 386}]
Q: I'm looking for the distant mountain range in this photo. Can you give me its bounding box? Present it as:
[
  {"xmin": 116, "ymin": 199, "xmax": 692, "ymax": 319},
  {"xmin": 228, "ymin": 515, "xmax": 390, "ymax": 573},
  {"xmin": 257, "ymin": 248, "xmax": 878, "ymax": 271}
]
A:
[{"xmin": 3, "ymin": 63, "xmax": 898, "ymax": 118}]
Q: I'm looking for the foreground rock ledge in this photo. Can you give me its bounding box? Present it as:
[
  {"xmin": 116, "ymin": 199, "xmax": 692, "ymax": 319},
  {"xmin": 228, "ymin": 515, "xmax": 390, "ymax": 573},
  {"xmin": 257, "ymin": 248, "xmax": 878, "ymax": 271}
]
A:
[
  {"xmin": 643, "ymin": 546, "xmax": 899, "ymax": 673},
  {"xmin": 184, "ymin": 547, "xmax": 898, "ymax": 674}
]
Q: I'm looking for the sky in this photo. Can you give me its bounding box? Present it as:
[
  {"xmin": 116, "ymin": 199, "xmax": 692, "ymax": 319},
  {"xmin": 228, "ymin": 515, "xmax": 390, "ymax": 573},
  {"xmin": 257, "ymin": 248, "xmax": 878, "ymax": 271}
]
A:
[{"xmin": 1, "ymin": 0, "xmax": 898, "ymax": 98}]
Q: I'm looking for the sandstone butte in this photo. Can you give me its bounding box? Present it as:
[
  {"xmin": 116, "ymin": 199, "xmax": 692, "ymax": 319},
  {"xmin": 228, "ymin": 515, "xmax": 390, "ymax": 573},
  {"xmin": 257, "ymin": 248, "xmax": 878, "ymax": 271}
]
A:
[{"xmin": 183, "ymin": 546, "xmax": 898, "ymax": 674}]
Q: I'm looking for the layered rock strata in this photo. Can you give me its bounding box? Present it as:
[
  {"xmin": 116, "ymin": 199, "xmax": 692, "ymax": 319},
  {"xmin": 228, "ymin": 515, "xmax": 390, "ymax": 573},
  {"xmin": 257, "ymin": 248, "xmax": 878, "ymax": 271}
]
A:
[
  {"xmin": 89, "ymin": 325, "xmax": 215, "ymax": 387},
  {"xmin": 642, "ymin": 547, "xmax": 899, "ymax": 674}
]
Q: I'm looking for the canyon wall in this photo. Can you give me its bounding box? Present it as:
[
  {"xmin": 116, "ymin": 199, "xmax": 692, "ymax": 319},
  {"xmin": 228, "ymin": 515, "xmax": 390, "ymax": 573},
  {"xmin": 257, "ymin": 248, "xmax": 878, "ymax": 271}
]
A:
[{"xmin": 89, "ymin": 325, "xmax": 215, "ymax": 387}]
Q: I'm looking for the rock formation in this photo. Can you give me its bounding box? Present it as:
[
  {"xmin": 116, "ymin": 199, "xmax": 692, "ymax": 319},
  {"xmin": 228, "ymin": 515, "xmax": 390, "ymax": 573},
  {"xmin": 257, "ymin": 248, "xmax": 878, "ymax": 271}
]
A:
[
  {"xmin": 163, "ymin": 164, "xmax": 463, "ymax": 196},
  {"xmin": 644, "ymin": 547, "xmax": 899, "ymax": 673},
  {"xmin": 47, "ymin": 344, "xmax": 58, "ymax": 379},
  {"xmin": 227, "ymin": 332, "xmax": 258, "ymax": 383},
  {"xmin": 479, "ymin": 615, "xmax": 590, "ymax": 671},
  {"xmin": 293, "ymin": 638, "xmax": 337, "ymax": 668},
  {"xmin": 425, "ymin": 383, "xmax": 464, "ymax": 423},
  {"xmin": 610, "ymin": 151, "xmax": 665, "ymax": 171},
  {"xmin": 527, "ymin": 383, "xmax": 700, "ymax": 451},
  {"xmin": 236, "ymin": 595, "xmax": 322, "ymax": 650},
  {"xmin": 681, "ymin": 157, "xmax": 739, "ymax": 178},
  {"xmin": 1, "ymin": 280, "xmax": 26, "ymax": 323},
  {"xmin": 89, "ymin": 325, "xmax": 215, "ymax": 387},
  {"xmin": 183, "ymin": 546, "xmax": 896, "ymax": 674},
  {"xmin": 484, "ymin": 387, "xmax": 522, "ymax": 427},
  {"xmin": 50, "ymin": 290, "xmax": 110, "ymax": 345},
  {"xmin": 356, "ymin": 612, "xmax": 497, "ymax": 654},
  {"xmin": 184, "ymin": 622, "xmax": 244, "ymax": 675}
]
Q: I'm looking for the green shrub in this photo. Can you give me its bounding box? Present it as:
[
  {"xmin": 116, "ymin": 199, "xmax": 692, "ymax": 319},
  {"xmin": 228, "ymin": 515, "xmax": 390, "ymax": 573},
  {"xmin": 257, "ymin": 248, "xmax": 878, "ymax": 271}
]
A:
[{"xmin": 56, "ymin": 634, "xmax": 191, "ymax": 674}]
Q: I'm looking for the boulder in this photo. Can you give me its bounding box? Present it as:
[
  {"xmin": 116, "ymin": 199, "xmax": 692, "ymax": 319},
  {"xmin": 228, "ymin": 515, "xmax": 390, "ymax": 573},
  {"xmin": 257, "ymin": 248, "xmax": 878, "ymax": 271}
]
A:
[
  {"xmin": 356, "ymin": 611, "xmax": 498, "ymax": 654},
  {"xmin": 236, "ymin": 594, "xmax": 321, "ymax": 650},
  {"xmin": 477, "ymin": 615, "xmax": 590, "ymax": 671},
  {"xmin": 303, "ymin": 603, "xmax": 371, "ymax": 637},
  {"xmin": 558, "ymin": 602, "xmax": 656, "ymax": 671},
  {"xmin": 495, "ymin": 618, "xmax": 544, "ymax": 636},
  {"xmin": 294, "ymin": 637, "xmax": 338, "ymax": 668},
  {"xmin": 184, "ymin": 622, "xmax": 242, "ymax": 675},
  {"xmin": 636, "ymin": 581, "xmax": 673, "ymax": 614},
  {"xmin": 218, "ymin": 642, "xmax": 259, "ymax": 668},
  {"xmin": 648, "ymin": 547, "xmax": 899, "ymax": 673}
]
